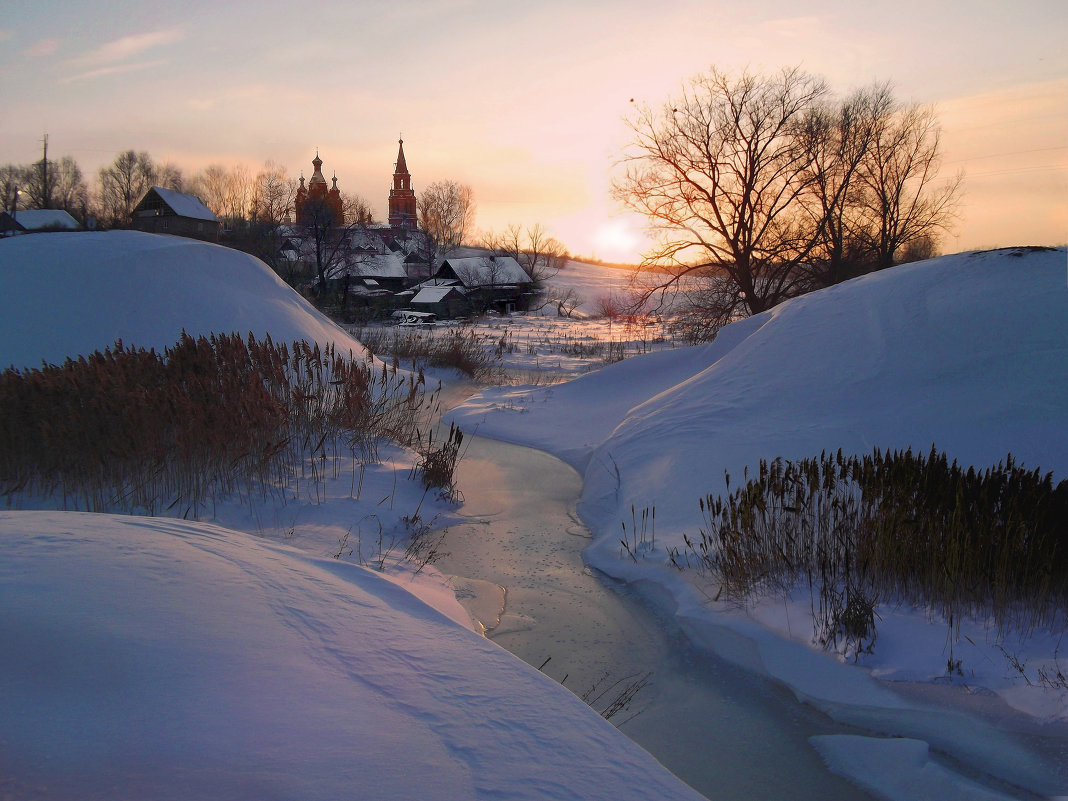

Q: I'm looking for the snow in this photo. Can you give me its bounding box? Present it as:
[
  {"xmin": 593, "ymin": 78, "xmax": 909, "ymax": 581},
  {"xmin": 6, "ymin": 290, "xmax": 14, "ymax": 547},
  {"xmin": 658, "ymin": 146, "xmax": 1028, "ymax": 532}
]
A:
[
  {"xmin": 811, "ymin": 736, "xmax": 1025, "ymax": 801},
  {"xmin": 0, "ymin": 231, "xmax": 705, "ymax": 801},
  {"xmin": 0, "ymin": 230, "xmax": 366, "ymax": 369},
  {"xmin": 0, "ymin": 511, "xmax": 703, "ymax": 801},
  {"xmin": 149, "ymin": 186, "xmax": 219, "ymax": 222},
  {"xmin": 548, "ymin": 258, "xmax": 645, "ymax": 316},
  {"xmin": 3, "ymin": 231, "xmax": 1067, "ymax": 799},
  {"xmin": 446, "ymin": 246, "xmax": 1068, "ymax": 797}
]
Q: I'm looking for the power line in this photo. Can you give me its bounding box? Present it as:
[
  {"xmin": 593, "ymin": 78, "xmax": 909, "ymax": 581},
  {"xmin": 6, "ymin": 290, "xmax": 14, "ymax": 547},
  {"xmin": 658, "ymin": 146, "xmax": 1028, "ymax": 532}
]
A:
[{"xmin": 943, "ymin": 145, "xmax": 1068, "ymax": 166}]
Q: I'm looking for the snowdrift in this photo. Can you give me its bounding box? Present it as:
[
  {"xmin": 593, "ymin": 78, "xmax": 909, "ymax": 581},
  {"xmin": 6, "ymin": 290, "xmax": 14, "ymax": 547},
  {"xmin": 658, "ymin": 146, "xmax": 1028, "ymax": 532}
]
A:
[
  {"xmin": 449, "ymin": 247, "xmax": 1068, "ymax": 545},
  {"xmin": 584, "ymin": 247, "xmax": 1068, "ymax": 542},
  {"xmin": 0, "ymin": 231, "xmax": 365, "ymax": 369},
  {"xmin": 446, "ymin": 248, "xmax": 1068, "ymax": 794},
  {"xmin": 0, "ymin": 511, "xmax": 704, "ymax": 801}
]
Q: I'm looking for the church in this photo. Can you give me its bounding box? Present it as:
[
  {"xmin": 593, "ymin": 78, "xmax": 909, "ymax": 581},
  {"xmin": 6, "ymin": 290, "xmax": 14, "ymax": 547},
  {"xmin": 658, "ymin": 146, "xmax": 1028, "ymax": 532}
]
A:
[
  {"xmin": 294, "ymin": 152, "xmax": 343, "ymax": 226},
  {"xmin": 293, "ymin": 138, "xmax": 417, "ymax": 238},
  {"xmin": 387, "ymin": 138, "xmax": 417, "ymax": 232}
]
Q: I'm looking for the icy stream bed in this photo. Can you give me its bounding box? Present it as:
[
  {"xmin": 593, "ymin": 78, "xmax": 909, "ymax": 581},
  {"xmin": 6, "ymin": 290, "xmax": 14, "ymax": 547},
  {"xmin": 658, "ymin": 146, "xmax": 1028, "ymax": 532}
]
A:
[{"xmin": 435, "ymin": 435, "xmax": 875, "ymax": 801}]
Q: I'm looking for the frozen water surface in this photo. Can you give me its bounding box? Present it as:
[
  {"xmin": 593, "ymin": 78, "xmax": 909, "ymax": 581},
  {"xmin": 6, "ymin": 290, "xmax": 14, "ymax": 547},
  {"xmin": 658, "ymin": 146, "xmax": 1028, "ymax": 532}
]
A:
[{"xmin": 437, "ymin": 435, "xmax": 873, "ymax": 801}]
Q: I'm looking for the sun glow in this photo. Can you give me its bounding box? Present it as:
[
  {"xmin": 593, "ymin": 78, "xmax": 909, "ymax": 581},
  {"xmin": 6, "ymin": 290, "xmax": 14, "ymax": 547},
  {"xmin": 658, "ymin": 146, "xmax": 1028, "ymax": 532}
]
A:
[{"xmin": 592, "ymin": 219, "xmax": 645, "ymax": 264}]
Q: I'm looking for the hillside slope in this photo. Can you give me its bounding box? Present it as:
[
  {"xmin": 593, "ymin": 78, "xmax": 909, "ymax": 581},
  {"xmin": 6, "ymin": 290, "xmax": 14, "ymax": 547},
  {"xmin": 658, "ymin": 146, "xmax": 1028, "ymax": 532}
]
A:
[{"xmin": 0, "ymin": 231, "xmax": 365, "ymax": 368}]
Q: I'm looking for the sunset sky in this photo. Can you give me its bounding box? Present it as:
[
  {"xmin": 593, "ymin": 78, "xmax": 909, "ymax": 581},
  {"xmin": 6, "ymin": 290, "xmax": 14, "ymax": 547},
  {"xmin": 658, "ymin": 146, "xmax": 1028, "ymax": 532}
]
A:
[{"xmin": 2, "ymin": 0, "xmax": 1065, "ymax": 262}]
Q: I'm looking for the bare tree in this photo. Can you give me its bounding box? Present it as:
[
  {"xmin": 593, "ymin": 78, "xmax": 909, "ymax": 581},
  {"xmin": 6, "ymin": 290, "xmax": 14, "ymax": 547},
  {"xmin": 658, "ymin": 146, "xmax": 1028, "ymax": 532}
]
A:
[
  {"xmin": 800, "ymin": 86, "xmax": 888, "ymax": 287},
  {"xmin": 344, "ymin": 192, "xmax": 374, "ymax": 226},
  {"xmin": 24, "ymin": 159, "xmax": 56, "ymax": 210},
  {"xmin": 188, "ymin": 164, "xmax": 231, "ymax": 220},
  {"xmin": 155, "ymin": 162, "xmax": 185, "ymax": 192},
  {"xmin": 250, "ymin": 161, "xmax": 296, "ymax": 226},
  {"xmin": 2, "ymin": 155, "xmax": 88, "ymax": 221},
  {"xmin": 0, "ymin": 165, "xmax": 21, "ymax": 213},
  {"xmin": 223, "ymin": 164, "xmax": 253, "ymax": 229},
  {"xmin": 546, "ymin": 286, "xmax": 582, "ymax": 317},
  {"xmin": 97, "ymin": 150, "xmax": 156, "ymax": 227},
  {"xmin": 298, "ymin": 191, "xmax": 377, "ymax": 296},
  {"xmin": 857, "ymin": 101, "xmax": 961, "ymax": 271},
  {"xmin": 482, "ymin": 222, "xmax": 568, "ymax": 287},
  {"xmin": 229, "ymin": 161, "xmax": 298, "ymax": 276},
  {"xmin": 419, "ymin": 180, "xmax": 475, "ymax": 256},
  {"xmin": 53, "ymin": 156, "xmax": 89, "ymax": 220},
  {"xmin": 614, "ymin": 67, "xmax": 828, "ymax": 331}
]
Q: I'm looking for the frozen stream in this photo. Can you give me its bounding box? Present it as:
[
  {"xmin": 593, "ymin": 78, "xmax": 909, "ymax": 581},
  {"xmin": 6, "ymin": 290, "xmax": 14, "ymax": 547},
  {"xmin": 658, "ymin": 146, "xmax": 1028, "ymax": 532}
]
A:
[{"xmin": 435, "ymin": 434, "xmax": 873, "ymax": 801}]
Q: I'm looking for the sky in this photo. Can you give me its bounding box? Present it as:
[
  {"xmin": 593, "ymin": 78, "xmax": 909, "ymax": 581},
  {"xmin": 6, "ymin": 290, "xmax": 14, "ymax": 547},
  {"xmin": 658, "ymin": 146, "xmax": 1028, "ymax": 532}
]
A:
[{"xmin": 1, "ymin": 0, "xmax": 1065, "ymax": 262}]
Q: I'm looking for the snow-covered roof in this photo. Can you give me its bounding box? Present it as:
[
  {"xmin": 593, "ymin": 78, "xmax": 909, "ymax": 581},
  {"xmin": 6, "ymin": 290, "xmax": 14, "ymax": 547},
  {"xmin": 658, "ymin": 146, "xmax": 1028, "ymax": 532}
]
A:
[
  {"xmin": 148, "ymin": 187, "xmax": 219, "ymax": 222},
  {"xmin": 8, "ymin": 209, "xmax": 80, "ymax": 230},
  {"xmin": 346, "ymin": 252, "xmax": 408, "ymax": 279},
  {"xmin": 440, "ymin": 256, "xmax": 531, "ymax": 287},
  {"xmin": 412, "ymin": 277, "xmax": 460, "ymax": 290},
  {"xmin": 411, "ymin": 285, "xmax": 464, "ymax": 305}
]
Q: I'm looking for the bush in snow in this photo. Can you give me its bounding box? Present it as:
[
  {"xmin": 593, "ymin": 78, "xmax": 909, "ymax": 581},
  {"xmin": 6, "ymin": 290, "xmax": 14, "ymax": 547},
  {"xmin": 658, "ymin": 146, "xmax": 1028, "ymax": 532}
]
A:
[
  {"xmin": 680, "ymin": 447, "xmax": 1068, "ymax": 658},
  {"xmin": 0, "ymin": 332, "xmax": 437, "ymax": 516}
]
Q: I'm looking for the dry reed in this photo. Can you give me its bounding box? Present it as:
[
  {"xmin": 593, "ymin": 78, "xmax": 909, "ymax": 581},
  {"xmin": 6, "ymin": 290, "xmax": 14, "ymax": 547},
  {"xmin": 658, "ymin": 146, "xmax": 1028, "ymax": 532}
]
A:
[
  {"xmin": 0, "ymin": 332, "xmax": 436, "ymax": 517},
  {"xmin": 683, "ymin": 447, "xmax": 1068, "ymax": 655}
]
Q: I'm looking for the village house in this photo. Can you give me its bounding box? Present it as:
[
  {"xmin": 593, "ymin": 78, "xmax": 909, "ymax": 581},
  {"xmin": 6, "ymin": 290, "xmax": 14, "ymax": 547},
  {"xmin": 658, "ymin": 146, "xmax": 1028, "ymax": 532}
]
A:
[
  {"xmin": 0, "ymin": 208, "xmax": 80, "ymax": 236},
  {"xmin": 406, "ymin": 282, "xmax": 469, "ymax": 319},
  {"xmin": 433, "ymin": 255, "xmax": 534, "ymax": 315},
  {"xmin": 131, "ymin": 187, "xmax": 220, "ymax": 241}
]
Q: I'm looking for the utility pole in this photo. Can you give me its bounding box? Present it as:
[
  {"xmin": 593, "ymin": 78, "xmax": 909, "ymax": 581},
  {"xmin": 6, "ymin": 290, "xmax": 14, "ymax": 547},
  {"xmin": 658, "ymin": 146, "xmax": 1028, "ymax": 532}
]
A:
[{"xmin": 39, "ymin": 133, "xmax": 52, "ymax": 209}]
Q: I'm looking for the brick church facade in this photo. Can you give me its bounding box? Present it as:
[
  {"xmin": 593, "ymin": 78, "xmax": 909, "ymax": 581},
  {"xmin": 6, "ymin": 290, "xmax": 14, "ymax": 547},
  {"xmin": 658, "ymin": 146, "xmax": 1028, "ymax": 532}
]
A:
[
  {"xmin": 293, "ymin": 139, "xmax": 418, "ymax": 236},
  {"xmin": 294, "ymin": 152, "xmax": 343, "ymax": 226},
  {"xmin": 388, "ymin": 138, "xmax": 417, "ymax": 232}
]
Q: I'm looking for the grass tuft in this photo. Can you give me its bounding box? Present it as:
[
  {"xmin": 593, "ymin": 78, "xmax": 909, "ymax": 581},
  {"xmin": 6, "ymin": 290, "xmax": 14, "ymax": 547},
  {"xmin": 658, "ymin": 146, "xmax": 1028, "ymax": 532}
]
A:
[
  {"xmin": 0, "ymin": 333, "xmax": 437, "ymax": 516},
  {"xmin": 681, "ymin": 447, "xmax": 1068, "ymax": 656}
]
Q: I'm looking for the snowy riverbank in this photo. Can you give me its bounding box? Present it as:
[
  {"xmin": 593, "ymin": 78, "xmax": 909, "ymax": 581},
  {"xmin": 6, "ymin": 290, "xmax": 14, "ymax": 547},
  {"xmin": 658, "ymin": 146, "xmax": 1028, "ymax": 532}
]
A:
[{"xmin": 445, "ymin": 246, "xmax": 1068, "ymax": 798}]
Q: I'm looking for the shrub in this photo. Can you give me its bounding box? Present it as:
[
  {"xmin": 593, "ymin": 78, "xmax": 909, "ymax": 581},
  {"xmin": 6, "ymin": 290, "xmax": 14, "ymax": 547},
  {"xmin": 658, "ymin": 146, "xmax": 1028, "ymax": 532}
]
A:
[
  {"xmin": 352, "ymin": 324, "xmax": 499, "ymax": 381},
  {"xmin": 683, "ymin": 447, "xmax": 1068, "ymax": 655},
  {"xmin": 0, "ymin": 333, "xmax": 436, "ymax": 516},
  {"xmin": 412, "ymin": 422, "xmax": 464, "ymax": 500}
]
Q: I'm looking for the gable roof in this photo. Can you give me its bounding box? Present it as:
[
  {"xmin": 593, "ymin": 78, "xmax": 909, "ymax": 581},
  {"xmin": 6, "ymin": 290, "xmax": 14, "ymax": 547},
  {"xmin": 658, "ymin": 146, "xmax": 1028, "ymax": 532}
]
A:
[
  {"xmin": 7, "ymin": 209, "xmax": 80, "ymax": 231},
  {"xmin": 344, "ymin": 252, "xmax": 408, "ymax": 279},
  {"xmin": 438, "ymin": 256, "xmax": 531, "ymax": 287},
  {"xmin": 411, "ymin": 285, "xmax": 465, "ymax": 304},
  {"xmin": 146, "ymin": 187, "xmax": 219, "ymax": 222}
]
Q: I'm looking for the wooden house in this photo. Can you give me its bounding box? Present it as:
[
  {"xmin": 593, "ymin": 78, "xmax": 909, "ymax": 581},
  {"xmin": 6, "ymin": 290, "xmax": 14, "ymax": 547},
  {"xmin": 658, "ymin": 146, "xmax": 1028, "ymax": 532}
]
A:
[{"xmin": 131, "ymin": 187, "xmax": 220, "ymax": 241}]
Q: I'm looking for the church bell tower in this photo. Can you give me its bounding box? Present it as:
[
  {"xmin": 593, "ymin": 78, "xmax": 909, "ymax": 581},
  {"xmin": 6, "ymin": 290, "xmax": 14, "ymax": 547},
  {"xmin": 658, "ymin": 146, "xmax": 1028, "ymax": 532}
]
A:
[{"xmin": 388, "ymin": 137, "xmax": 418, "ymax": 231}]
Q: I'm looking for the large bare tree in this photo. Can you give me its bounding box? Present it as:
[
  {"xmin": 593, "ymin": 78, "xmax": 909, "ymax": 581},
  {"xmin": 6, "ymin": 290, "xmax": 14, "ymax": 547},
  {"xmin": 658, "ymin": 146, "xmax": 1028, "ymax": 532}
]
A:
[
  {"xmin": 614, "ymin": 67, "xmax": 828, "ymax": 332},
  {"xmin": 419, "ymin": 180, "xmax": 475, "ymax": 256},
  {"xmin": 616, "ymin": 67, "xmax": 961, "ymax": 336},
  {"xmin": 857, "ymin": 101, "xmax": 962, "ymax": 271},
  {"xmin": 96, "ymin": 150, "xmax": 156, "ymax": 227},
  {"xmin": 799, "ymin": 85, "xmax": 891, "ymax": 288}
]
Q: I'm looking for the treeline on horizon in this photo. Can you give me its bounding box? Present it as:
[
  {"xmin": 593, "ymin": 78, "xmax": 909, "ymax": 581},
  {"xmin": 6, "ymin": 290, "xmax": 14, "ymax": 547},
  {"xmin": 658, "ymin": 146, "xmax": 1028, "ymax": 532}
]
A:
[{"xmin": 0, "ymin": 152, "xmax": 313, "ymax": 232}]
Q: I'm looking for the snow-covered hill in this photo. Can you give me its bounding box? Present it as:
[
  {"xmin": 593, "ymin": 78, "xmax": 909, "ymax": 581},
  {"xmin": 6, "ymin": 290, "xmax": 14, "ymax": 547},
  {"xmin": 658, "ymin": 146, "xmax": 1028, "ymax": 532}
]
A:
[
  {"xmin": 0, "ymin": 511, "xmax": 704, "ymax": 801},
  {"xmin": 0, "ymin": 232, "xmax": 705, "ymax": 801},
  {"xmin": 0, "ymin": 230, "xmax": 365, "ymax": 369},
  {"xmin": 448, "ymin": 247, "xmax": 1068, "ymax": 797}
]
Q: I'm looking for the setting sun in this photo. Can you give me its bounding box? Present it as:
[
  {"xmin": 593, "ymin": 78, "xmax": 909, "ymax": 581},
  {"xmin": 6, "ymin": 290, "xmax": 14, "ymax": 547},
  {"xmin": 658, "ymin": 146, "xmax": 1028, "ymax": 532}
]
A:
[{"xmin": 592, "ymin": 218, "xmax": 644, "ymax": 264}]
